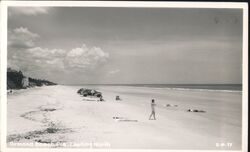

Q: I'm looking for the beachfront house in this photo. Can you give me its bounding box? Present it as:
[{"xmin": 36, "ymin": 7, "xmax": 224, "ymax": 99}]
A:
[{"xmin": 21, "ymin": 76, "xmax": 29, "ymax": 88}]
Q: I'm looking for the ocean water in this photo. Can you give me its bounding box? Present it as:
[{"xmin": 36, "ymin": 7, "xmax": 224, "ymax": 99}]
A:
[
  {"xmin": 79, "ymin": 84, "xmax": 242, "ymax": 92},
  {"xmin": 130, "ymin": 84, "xmax": 242, "ymax": 91}
]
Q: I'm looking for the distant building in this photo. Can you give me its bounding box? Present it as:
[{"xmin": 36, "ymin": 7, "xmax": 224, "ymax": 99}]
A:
[{"xmin": 21, "ymin": 77, "xmax": 29, "ymax": 88}]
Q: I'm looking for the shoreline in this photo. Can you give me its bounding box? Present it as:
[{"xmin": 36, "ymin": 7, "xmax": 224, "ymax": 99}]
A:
[{"xmin": 65, "ymin": 84, "xmax": 242, "ymax": 93}]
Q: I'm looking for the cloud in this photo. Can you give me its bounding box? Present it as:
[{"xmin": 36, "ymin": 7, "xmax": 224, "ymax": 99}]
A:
[
  {"xmin": 9, "ymin": 7, "xmax": 51, "ymax": 16},
  {"xmin": 27, "ymin": 47, "xmax": 66, "ymax": 70},
  {"xmin": 8, "ymin": 27, "xmax": 110, "ymax": 81},
  {"xmin": 9, "ymin": 37, "xmax": 108, "ymax": 75},
  {"xmin": 65, "ymin": 44, "xmax": 109, "ymax": 70},
  {"xmin": 8, "ymin": 27, "xmax": 39, "ymax": 49},
  {"xmin": 28, "ymin": 47, "xmax": 66, "ymax": 58}
]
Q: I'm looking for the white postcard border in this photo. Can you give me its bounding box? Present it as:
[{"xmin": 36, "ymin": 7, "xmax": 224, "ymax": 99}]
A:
[{"xmin": 0, "ymin": 1, "xmax": 248, "ymax": 152}]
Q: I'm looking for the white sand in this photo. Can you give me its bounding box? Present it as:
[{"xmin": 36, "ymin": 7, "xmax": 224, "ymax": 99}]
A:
[{"xmin": 7, "ymin": 85, "xmax": 242, "ymax": 149}]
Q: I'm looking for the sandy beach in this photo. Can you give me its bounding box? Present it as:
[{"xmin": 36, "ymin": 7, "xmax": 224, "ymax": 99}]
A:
[{"xmin": 7, "ymin": 85, "xmax": 242, "ymax": 150}]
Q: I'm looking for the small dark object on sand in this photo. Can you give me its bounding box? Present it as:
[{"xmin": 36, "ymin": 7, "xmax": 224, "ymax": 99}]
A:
[
  {"xmin": 113, "ymin": 116, "xmax": 126, "ymax": 119},
  {"xmin": 187, "ymin": 109, "xmax": 206, "ymax": 113},
  {"xmin": 113, "ymin": 116, "xmax": 138, "ymax": 122},
  {"xmin": 116, "ymin": 95, "xmax": 121, "ymax": 101},
  {"xmin": 165, "ymin": 104, "xmax": 178, "ymax": 107},
  {"xmin": 165, "ymin": 104, "xmax": 171, "ymax": 107},
  {"xmin": 35, "ymin": 139, "xmax": 52, "ymax": 143},
  {"xmin": 42, "ymin": 108, "xmax": 56, "ymax": 112}
]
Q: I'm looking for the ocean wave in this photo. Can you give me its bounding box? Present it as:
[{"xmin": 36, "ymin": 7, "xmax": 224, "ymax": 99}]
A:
[
  {"xmin": 72, "ymin": 84, "xmax": 242, "ymax": 93},
  {"xmin": 123, "ymin": 86, "xmax": 242, "ymax": 93},
  {"xmin": 158, "ymin": 87, "xmax": 242, "ymax": 93}
]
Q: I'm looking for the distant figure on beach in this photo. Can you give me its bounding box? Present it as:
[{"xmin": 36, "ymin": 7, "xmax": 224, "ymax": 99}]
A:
[
  {"xmin": 149, "ymin": 99, "xmax": 156, "ymax": 120},
  {"xmin": 100, "ymin": 95, "xmax": 104, "ymax": 101},
  {"xmin": 116, "ymin": 95, "xmax": 121, "ymax": 101}
]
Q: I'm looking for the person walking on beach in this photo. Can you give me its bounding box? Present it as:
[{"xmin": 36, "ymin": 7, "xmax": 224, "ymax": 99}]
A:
[{"xmin": 149, "ymin": 99, "xmax": 156, "ymax": 120}]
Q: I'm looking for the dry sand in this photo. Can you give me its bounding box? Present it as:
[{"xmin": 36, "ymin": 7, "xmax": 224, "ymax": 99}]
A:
[{"xmin": 7, "ymin": 85, "xmax": 242, "ymax": 150}]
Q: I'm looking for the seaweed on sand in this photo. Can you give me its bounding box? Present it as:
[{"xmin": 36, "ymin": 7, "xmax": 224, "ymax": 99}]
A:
[{"xmin": 7, "ymin": 122, "xmax": 73, "ymax": 143}]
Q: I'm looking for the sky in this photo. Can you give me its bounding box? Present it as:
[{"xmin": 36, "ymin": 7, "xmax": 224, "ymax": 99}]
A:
[{"xmin": 7, "ymin": 7, "xmax": 243, "ymax": 84}]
